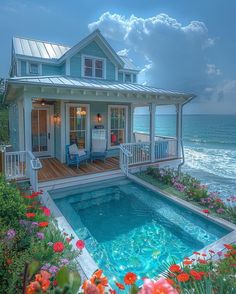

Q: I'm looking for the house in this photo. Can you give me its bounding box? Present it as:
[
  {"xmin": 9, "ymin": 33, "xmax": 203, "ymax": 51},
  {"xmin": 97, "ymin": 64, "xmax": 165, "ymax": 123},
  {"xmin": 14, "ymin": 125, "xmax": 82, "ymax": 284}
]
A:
[{"xmin": 4, "ymin": 29, "xmax": 195, "ymax": 189}]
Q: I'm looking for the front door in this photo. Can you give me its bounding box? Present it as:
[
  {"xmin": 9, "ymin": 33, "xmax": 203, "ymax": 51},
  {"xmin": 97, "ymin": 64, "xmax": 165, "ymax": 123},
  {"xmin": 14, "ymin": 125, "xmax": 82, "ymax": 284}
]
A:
[{"xmin": 31, "ymin": 106, "xmax": 53, "ymax": 157}]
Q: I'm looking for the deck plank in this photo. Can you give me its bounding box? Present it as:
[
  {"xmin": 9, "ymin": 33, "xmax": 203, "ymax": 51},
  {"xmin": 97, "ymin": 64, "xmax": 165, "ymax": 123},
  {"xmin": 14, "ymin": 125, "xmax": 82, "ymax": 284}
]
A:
[{"xmin": 38, "ymin": 157, "xmax": 119, "ymax": 182}]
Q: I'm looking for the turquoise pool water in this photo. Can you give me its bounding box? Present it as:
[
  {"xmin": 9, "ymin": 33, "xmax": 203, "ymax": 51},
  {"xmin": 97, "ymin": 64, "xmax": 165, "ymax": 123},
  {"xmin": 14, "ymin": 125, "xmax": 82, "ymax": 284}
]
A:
[{"xmin": 52, "ymin": 178, "xmax": 231, "ymax": 284}]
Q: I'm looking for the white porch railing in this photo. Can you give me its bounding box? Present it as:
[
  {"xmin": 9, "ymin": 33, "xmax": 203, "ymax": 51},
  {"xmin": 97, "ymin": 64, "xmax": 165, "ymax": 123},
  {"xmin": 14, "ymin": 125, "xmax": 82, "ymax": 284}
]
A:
[
  {"xmin": 120, "ymin": 137, "xmax": 178, "ymax": 175},
  {"xmin": 4, "ymin": 150, "xmax": 42, "ymax": 191}
]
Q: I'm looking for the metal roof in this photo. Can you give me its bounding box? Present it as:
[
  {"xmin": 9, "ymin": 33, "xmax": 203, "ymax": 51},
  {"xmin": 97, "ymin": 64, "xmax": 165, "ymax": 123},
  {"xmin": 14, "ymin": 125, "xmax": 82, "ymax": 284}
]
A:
[
  {"xmin": 7, "ymin": 76, "xmax": 193, "ymax": 98},
  {"xmin": 13, "ymin": 37, "xmax": 70, "ymax": 59},
  {"xmin": 118, "ymin": 55, "xmax": 140, "ymax": 71}
]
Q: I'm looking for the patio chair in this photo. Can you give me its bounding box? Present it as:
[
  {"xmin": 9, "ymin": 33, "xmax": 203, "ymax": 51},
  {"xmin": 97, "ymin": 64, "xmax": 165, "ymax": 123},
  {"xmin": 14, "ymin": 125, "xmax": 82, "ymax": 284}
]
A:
[
  {"xmin": 66, "ymin": 144, "xmax": 90, "ymax": 168},
  {"xmin": 91, "ymin": 129, "xmax": 108, "ymax": 162}
]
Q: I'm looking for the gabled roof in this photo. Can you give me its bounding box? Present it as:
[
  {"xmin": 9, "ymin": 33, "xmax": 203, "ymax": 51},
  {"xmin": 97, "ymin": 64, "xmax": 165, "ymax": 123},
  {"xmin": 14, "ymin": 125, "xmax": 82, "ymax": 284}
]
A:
[
  {"xmin": 13, "ymin": 37, "xmax": 70, "ymax": 59},
  {"xmin": 58, "ymin": 29, "xmax": 124, "ymax": 68},
  {"xmin": 118, "ymin": 55, "xmax": 140, "ymax": 72},
  {"xmin": 13, "ymin": 30, "xmax": 125, "ymax": 68}
]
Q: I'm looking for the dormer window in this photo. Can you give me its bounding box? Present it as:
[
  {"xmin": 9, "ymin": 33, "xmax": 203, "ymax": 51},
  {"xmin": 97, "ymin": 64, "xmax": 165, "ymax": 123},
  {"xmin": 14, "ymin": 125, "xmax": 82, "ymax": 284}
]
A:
[
  {"xmin": 83, "ymin": 56, "xmax": 105, "ymax": 79},
  {"xmin": 29, "ymin": 63, "xmax": 39, "ymax": 75},
  {"xmin": 125, "ymin": 73, "xmax": 131, "ymax": 83}
]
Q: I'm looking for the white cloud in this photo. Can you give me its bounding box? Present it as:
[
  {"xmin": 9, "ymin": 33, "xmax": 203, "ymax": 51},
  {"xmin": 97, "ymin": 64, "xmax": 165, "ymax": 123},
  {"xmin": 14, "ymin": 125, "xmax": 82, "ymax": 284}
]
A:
[
  {"xmin": 117, "ymin": 49, "xmax": 129, "ymax": 57},
  {"xmin": 206, "ymin": 64, "xmax": 221, "ymax": 76}
]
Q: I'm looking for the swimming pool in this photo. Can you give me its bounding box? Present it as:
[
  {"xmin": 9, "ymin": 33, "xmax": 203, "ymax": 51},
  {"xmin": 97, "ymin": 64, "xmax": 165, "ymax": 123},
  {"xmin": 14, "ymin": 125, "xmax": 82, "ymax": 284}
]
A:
[{"xmin": 51, "ymin": 178, "xmax": 231, "ymax": 284}]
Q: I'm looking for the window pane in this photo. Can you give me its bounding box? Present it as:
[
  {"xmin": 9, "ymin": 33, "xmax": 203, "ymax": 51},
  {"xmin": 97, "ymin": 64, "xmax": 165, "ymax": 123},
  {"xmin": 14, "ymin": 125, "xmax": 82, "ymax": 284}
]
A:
[
  {"xmin": 69, "ymin": 106, "xmax": 87, "ymax": 149},
  {"xmin": 110, "ymin": 107, "xmax": 126, "ymax": 146},
  {"xmin": 95, "ymin": 60, "xmax": 103, "ymax": 69},
  {"xmin": 85, "ymin": 67, "xmax": 92, "ymax": 77},
  {"xmin": 125, "ymin": 73, "xmax": 131, "ymax": 83},
  {"xmin": 95, "ymin": 68, "xmax": 103, "ymax": 78},
  {"xmin": 85, "ymin": 58, "xmax": 92, "ymax": 67},
  {"xmin": 29, "ymin": 63, "xmax": 39, "ymax": 74},
  {"xmin": 70, "ymin": 131, "xmax": 86, "ymax": 149}
]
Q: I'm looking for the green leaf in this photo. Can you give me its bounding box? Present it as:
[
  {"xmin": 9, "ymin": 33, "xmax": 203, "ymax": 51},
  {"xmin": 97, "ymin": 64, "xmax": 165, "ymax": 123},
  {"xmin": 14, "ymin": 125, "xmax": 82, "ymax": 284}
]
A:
[
  {"xmin": 56, "ymin": 266, "xmax": 70, "ymax": 288},
  {"xmin": 129, "ymin": 284, "xmax": 139, "ymax": 294},
  {"xmin": 69, "ymin": 271, "xmax": 81, "ymax": 293},
  {"xmin": 27, "ymin": 261, "xmax": 40, "ymax": 278}
]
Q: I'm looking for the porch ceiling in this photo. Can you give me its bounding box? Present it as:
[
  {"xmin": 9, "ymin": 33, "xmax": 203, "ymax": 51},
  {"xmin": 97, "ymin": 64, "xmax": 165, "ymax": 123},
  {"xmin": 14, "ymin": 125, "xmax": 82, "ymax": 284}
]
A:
[{"xmin": 5, "ymin": 75, "xmax": 196, "ymax": 104}]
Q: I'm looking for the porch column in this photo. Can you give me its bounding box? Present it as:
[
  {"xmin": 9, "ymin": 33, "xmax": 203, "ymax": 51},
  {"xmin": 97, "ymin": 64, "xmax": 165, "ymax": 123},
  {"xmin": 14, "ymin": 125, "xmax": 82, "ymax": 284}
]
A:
[
  {"xmin": 149, "ymin": 102, "xmax": 156, "ymax": 162},
  {"xmin": 23, "ymin": 96, "xmax": 32, "ymax": 152},
  {"xmin": 130, "ymin": 104, "xmax": 135, "ymax": 142},
  {"xmin": 176, "ymin": 103, "xmax": 182, "ymax": 158}
]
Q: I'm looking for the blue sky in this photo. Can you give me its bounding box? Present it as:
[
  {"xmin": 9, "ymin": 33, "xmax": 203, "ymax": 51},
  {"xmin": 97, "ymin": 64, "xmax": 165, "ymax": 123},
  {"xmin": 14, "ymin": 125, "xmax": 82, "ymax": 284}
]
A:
[{"xmin": 0, "ymin": 0, "xmax": 235, "ymax": 114}]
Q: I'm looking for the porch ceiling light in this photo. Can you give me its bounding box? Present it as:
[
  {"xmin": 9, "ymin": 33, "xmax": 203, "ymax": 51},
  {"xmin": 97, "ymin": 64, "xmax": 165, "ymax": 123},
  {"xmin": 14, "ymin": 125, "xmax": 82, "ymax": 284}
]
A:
[{"xmin": 41, "ymin": 99, "xmax": 46, "ymax": 106}]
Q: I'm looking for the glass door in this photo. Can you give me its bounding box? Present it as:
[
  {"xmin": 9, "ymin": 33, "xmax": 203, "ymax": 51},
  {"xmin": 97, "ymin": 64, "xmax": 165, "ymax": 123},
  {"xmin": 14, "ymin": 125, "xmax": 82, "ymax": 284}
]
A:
[
  {"xmin": 31, "ymin": 107, "xmax": 52, "ymax": 156},
  {"xmin": 66, "ymin": 104, "xmax": 89, "ymax": 150}
]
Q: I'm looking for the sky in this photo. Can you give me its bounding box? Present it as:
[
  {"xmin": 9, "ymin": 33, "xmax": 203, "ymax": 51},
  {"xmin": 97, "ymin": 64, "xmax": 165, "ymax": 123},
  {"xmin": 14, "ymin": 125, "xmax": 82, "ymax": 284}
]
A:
[{"xmin": 0, "ymin": 0, "xmax": 235, "ymax": 114}]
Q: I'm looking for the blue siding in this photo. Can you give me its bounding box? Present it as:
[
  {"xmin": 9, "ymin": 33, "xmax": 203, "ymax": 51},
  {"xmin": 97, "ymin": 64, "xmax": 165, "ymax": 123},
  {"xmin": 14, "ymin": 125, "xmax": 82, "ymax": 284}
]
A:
[
  {"xmin": 70, "ymin": 40, "xmax": 116, "ymax": 80},
  {"xmin": 118, "ymin": 72, "xmax": 123, "ymax": 82},
  {"xmin": 42, "ymin": 64, "xmax": 63, "ymax": 75},
  {"xmin": 21, "ymin": 61, "xmax": 27, "ymax": 75}
]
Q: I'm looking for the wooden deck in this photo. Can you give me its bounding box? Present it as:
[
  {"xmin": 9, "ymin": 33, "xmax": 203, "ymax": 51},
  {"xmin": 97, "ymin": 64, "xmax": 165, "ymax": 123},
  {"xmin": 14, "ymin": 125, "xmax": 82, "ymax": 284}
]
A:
[{"xmin": 38, "ymin": 157, "xmax": 119, "ymax": 182}]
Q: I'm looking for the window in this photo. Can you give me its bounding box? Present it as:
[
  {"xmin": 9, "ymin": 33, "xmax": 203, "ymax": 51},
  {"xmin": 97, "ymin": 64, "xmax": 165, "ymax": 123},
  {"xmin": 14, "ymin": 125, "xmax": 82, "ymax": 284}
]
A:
[
  {"xmin": 29, "ymin": 63, "xmax": 39, "ymax": 75},
  {"xmin": 133, "ymin": 74, "xmax": 137, "ymax": 83},
  {"xmin": 125, "ymin": 73, "xmax": 131, "ymax": 83},
  {"xmin": 83, "ymin": 56, "xmax": 105, "ymax": 78},
  {"xmin": 68, "ymin": 105, "xmax": 88, "ymax": 149},
  {"xmin": 109, "ymin": 106, "xmax": 128, "ymax": 147}
]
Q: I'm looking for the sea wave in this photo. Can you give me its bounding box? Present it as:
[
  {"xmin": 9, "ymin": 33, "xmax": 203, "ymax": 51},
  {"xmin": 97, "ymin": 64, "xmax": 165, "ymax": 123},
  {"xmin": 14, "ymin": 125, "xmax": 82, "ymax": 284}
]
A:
[{"xmin": 184, "ymin": 146, "xmax": 236, "ymax": 180}]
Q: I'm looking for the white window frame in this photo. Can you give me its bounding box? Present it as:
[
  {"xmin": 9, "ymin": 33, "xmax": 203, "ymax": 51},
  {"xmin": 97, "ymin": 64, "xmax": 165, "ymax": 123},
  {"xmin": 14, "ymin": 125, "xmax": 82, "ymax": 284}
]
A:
[
  {"xmin": 26, "ymin": 61, "xmax": 42, "ymax": 75},
  {"xmin": 108, "ymin": 105, "xmax": 128, "ymax": 149},
  {"xmin": 65, "ymin": 103, "xmax": 90, "ymax": 151},
  {"xmin": 81, "ymin": 54, "xmax": 106, "ymax": 79}
]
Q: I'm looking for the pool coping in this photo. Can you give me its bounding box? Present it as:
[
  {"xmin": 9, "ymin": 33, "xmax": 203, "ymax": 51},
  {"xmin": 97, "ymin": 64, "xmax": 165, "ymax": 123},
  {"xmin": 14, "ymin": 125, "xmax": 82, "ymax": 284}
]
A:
[{"xmin": 40, "ymin": 173, "xmax": 236, "ymax": 284}]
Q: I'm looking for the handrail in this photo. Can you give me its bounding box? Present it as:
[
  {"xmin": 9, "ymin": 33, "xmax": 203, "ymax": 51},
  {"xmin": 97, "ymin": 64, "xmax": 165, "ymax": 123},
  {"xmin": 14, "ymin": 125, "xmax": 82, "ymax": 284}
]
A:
[{"xmin": 4, "ymin": 150, "xmax": 42, "ymax": 192}]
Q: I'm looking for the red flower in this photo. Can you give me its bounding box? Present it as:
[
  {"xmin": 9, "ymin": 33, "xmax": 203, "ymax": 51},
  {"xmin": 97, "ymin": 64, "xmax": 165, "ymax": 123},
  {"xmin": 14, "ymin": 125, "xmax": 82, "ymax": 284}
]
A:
[
  {"xmin": 76, "ymin": 240, "xmax": 85, "ymax": 250},
  {"xmin": 224, "ymin": 244, "xmax": 233, "ymax": 250},
  {"xmin": 169, "ymin": 264, "xmax": 181, "ymax": 273},
  {"xmin": 26, "ymin": 212, "xmax": 36, "ymax": 218},
  {"xmin": 43, "ymin": 207, "xmax": 51, "ymax": 217},
  {"xmin": 115, "ymin": 282, "xmax": 125, "ymax": 290},
  {"xmin": 209, "ymin": 250, "xmax": 215, "ymax": 254},
  {"xmin": 109, "ymin": 290, "xmax": 117, "ymax": 294},
  {"xmin": 6, "ymin": 259, "xmax": 13, "ymax": 265},
  {"xmin": 201, "ymin": 253, "xmax": 207, "ymax": 257},
  {"xmin": 190, "ymin": 270, "xmax": 202, "ymax": 281},
  {"xmin": 224, "ymin": 253, "xmax": 231, "ymax": 258},
  {"xmin": 193, "ymin": 251, "xmax": 200, "ymax": 255},
  {"xmin": 198, "ymin": 259, "xmax": 207, "ymax": 264},
  {"xmin": 38, "ymin": 222, "xmax": 49, "ymax": 227},
  {"xmin": 124, "ymin": 272, "xmax": 137, "ymax": 285},
  {"xmin": 202, "ymin": 209, "xmax": 210, "ymax": 214},
  {"xmin": 177, "ymin": 273, "xmax": 189, "ymax": 282},
  {"xmin": 183, "ymin": 260, "xmax": 192, "ymax": 265},
  {"xmin": 53, "ymin": 242, "xmax": 64, "ymax": 253},
  {"xmin": 53, "ymin": 280, "xmax": 58, "ymax": 287}
]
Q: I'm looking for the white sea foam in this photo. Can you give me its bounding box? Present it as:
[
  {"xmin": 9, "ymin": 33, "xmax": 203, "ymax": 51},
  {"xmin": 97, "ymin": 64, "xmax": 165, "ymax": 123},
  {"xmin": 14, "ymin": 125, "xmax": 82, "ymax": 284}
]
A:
[{"xmin": 184, "ymin": 147, "xmax": 236, "ymax": 180}]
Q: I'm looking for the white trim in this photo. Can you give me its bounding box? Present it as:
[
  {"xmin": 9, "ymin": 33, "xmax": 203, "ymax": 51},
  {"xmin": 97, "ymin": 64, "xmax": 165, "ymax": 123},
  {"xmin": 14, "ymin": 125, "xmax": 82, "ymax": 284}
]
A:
[
  {"xmin": 108, "ymin": 105, "xmax": 128, "ymax": 149},
  {"xmin": 23, "ymin": 96, "xmax": 32, "ymax": 151},
  {"xmin": 18, "ymin": 99, "xmax": 24, "ymax": 150},
  {"xmin": 32, "ymin": 104, "xmax": 54, "ymax": 157},
  {"xmin": 65, "ymin": 103, "xmax": 90, "ymax": 151},
  {"xmin": 81, "ymin": 54, "xmax": 106, "ymax": 79},
  {"xmin": 17, "ymin": 60, "xmax": 21, "ymax": 77},
  {"xmin": 115, "ymin": 65, "xmax": 118, "ymax": 81},
  {"xmin": 60, "ymin": 101, "xmax": 66, "ymax": 163},
  {"xmin": 65, "ymin": 58, "xmax": 70, "ymax": 75}
]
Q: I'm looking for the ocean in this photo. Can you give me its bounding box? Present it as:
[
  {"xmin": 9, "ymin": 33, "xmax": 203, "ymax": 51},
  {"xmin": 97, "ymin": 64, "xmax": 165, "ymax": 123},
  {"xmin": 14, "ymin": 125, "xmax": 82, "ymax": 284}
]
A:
[{"xmin": 134, "ymin": 114, "xmax": 236, "ymax": 199}]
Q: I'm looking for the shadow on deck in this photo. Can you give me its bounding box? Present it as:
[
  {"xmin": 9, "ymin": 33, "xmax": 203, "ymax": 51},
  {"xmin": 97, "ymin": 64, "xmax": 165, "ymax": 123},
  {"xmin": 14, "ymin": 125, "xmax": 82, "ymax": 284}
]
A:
[{"xmin": 38, "ymin": 157, "xmax": 119, "ymax": 182}]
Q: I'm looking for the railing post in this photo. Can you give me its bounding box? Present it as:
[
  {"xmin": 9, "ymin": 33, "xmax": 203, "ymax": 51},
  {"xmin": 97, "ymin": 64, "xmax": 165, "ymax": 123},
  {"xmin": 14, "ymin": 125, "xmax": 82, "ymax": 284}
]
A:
[
  {"xmin": 176, "ymin": 104, "xmax": 182, "ymax": 158},
  {"xmin": 149, "ymin": 102, "xmax": 156, "ymax": 162}
]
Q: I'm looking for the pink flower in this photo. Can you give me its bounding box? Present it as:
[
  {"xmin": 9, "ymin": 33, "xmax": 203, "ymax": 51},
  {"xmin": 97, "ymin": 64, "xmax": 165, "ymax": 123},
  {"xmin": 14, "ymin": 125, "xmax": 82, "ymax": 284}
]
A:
[
  {"xmin": 140, "ymin": 278, "xmax": 178, "ymax": 294},
  {"xmin": 76, "ymin": 240, "xmax": 85, "ymax": 250},
  {"xmin": 43, "ymin": 207, "xmax": 51, "ymax": 217}
]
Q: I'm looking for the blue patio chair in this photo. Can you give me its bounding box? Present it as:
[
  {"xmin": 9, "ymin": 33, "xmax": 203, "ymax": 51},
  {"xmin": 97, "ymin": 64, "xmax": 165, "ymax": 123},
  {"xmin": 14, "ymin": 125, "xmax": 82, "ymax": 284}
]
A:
[{"xmin": 66, "ymin": 145, "xmax": 90, "ymax": 168}]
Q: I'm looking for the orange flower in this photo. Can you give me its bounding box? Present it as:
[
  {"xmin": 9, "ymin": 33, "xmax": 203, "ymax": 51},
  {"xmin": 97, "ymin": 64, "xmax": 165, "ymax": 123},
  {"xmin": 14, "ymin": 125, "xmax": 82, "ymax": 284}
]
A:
[
  {"xmin": 41, "ymin": 279, "xmax": 50, "ymax": 292},
  {"xmin": 165, "ymin": 278, "xmax": 175, "ymax": 285},
  {"xmin": 124, "ymin": 272, "xmax": 137, "ymax": 285},
  {"xmin": 26, "ymin": 281, "xmax": 41, "ymax": 294},
  {"xmin": 115, "ymin": 282, "xmax": 125, "ymax": 290},
  {"xmin": 90, "ymin": 269, "xmax": 108, "ymax": 288},
  {"xmin": 109, "ymin": 290, "xmax": 117, "ymax": 294},
  {"xmin": 169, "ymin": 264, "xmax": 181, "ymax": 273},
  {"xmin": 177, "ymin": 273, "xmax": 189, "ymax": 282},
  {"xmin": 183, "ymin": 260, "xmax": 192, "ymax": 265},
  {"xmin": 83, "ymin": 280, "xmax": 105, "ymax": 294},
  {"xmin": 38, "ymin": 222, "xmax": 49, "ymax": 227},
  {"xmin": 224, "ymin": 244, "xmax": 233, "ymax": 250},
  {"xmin": 190, "ymin": 270, "xmax": 202, "ymax": 281}
]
